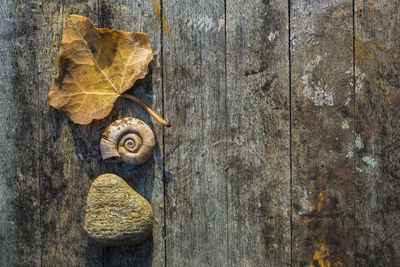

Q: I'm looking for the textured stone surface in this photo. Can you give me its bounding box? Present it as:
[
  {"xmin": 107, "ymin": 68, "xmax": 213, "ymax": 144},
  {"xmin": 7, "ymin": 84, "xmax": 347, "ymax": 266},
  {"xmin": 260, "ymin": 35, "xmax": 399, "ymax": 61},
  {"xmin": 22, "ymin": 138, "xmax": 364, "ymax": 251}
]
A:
[{"xmin": 84, "ymin": 174, "xmax": 153, "ymax": 246}]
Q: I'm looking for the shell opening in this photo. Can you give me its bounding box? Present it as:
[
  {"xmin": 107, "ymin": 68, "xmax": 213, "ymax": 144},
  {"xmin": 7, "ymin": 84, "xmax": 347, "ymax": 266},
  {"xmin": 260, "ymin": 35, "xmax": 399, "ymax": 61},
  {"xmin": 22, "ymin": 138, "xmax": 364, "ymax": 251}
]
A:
[{"xmin": 105, "ymin": 156, "xmax": 121, "ymax": 163}]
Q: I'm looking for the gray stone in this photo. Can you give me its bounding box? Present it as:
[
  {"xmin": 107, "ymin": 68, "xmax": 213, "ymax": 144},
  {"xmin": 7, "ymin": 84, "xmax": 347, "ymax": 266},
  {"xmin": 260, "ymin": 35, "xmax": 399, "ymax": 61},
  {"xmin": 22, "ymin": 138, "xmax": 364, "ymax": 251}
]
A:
[{"xmin": 84, "ymin": 173, "xmax": 153, "ymax": 246}]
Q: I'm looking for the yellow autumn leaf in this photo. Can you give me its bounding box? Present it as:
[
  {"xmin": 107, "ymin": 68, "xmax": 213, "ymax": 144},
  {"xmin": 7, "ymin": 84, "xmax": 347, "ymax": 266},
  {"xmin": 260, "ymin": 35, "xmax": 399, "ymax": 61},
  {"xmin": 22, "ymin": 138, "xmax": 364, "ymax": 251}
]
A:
[{"xmin": 48, "ymin": 14, "xmax": 170, "ymax": 126}]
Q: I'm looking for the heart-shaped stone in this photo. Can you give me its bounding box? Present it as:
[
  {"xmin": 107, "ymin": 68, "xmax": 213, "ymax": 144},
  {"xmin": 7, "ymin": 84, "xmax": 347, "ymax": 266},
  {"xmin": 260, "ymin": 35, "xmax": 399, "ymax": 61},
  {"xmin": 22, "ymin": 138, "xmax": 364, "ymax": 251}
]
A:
[{"xmin": 84, "ymin": 173, "xmax": 153, "ymax": 246}]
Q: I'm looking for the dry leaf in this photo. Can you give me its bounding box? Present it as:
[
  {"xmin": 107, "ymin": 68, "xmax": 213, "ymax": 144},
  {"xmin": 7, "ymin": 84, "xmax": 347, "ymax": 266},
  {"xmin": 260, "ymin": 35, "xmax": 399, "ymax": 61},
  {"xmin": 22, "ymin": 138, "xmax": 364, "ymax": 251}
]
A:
[{"xmin": 48, "ymin": 15, "xmax": 160, "ymax": 125}]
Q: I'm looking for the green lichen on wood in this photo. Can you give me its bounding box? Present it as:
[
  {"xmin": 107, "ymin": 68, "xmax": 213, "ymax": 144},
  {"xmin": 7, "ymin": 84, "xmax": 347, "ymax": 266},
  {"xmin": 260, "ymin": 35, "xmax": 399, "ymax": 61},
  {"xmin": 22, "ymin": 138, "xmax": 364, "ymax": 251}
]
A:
[{"xmin": 362, "ymin": 156, "xmax": 376, "ymax": 169}]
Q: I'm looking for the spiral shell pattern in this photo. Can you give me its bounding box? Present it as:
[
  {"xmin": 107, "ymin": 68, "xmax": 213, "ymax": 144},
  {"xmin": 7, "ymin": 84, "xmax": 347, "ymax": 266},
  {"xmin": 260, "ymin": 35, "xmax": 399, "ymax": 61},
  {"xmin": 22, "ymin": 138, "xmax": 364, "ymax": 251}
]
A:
[{"xmin": 100, "ymin": 117, "xmax": 155, "ymax": 165}]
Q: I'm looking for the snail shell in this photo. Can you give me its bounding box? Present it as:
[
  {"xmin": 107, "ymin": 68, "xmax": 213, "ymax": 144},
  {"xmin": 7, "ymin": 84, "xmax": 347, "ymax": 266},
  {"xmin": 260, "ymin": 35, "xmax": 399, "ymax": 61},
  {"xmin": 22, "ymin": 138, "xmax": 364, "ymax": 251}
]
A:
[{"xmin": 100, "ymin": 117, "xmax": 155, "ymax": 165}]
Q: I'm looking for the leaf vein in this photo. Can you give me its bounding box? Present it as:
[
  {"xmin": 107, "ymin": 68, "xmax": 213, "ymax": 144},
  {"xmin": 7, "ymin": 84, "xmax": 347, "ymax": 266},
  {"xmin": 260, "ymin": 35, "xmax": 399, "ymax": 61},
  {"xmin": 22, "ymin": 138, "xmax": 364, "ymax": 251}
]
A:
[
  {"xmin": 69, "ymin": 17, "xmax": 119, "ymax": 94},
  {"xmin": 119, "ymin": 42, "xmax": 138, "ymax": 91}
]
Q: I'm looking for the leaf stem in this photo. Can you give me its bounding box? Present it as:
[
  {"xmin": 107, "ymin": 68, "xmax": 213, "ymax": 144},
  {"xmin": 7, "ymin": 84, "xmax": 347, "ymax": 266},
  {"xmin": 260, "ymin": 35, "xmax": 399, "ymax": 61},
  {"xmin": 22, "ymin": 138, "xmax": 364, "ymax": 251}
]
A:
[{"xmin": 121, "ymin": 93, "xmax": 172, "ymax": 127}]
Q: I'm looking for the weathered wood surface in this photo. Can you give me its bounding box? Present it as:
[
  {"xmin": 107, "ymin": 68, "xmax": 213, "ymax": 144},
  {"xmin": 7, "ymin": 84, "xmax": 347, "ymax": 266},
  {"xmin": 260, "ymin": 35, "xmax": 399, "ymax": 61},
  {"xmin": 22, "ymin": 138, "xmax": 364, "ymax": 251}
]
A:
[
  {"xmin": 163, "ymin": 0, "xmax": 227, "ymax": 265},
  {"xmin": 226, "ymin": 0, "xmax": 290, "ymax": 266},
  {"xmin": 0, "ymin": 0, "xmax": 41, "ymax": 265},
  {"xmin": 0, "ymin": 0, "xmax": 399, "ymax": 266},
  {"xmin": 1, "ymin": 0, "xmax": 164, "ymax": 266},
  {"xmin": 291, "ymin": 1, "xmax": 355, "ymax": 266},
  {"xmin": 354, "ymin": 0, "xmax": 400, "ymax": 265}
]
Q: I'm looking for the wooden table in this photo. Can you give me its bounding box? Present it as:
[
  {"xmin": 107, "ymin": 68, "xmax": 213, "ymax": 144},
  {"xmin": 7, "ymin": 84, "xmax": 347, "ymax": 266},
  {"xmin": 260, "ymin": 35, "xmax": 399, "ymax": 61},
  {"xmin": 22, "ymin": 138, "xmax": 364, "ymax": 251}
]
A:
[{"xmin": 0, "ymin": 0, "xmax": 398, "ymax": 266}]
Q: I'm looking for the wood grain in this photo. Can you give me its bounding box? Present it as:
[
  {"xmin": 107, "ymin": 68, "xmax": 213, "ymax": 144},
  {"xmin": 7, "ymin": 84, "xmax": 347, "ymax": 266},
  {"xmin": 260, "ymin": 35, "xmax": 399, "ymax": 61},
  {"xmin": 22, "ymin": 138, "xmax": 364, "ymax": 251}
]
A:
[
  {"xmin": 35, "ymin": 0, "xmax": 164, "ymax": 265},
  {"xmin": 1, "ymin": 0, "xmax": 400, "ymax": 266},
  {"xmin": 162, "ymin": 0, "xmax": 228, "ymax": 265},
  {"xmin": 0, "ymin": 0, "xmax": 41, "ymax": 265},
  {"xmin": 354, "ymin": 0, "xmax": 400, "ymax": 265},
  {"xmin": 290, "ymin": 1, "xmax": 355, "ymax": 266},
  {"xmin": 37, "ymin": 1, "xmax": 102, "ymax": 265},
  {"xmin": 226, "ymin": 0, "xmax": 291, "ymax": 265},
  {"xmin": 95, "ymin": 1, "xmax": 165, "ymax": 266}
]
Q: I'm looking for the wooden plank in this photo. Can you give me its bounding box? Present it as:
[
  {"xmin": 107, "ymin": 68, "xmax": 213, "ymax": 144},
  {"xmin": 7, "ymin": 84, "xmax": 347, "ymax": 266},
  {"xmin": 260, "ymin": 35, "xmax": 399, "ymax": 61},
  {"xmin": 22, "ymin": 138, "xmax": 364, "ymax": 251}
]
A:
[
  {"xmin": 0, "ymin": 1, "xmax": 41, "ymax": 265},
  {"xmin": 36, "ymin": 0, "xmax": 163, "ymax": 265},
  {"xmin": 36, "ymin": 1, "xmax": 101, "ymax": 265},
  {"xmin": 290, "ymin": 1, "xmax": 355, "ymax": 266},
  {"xmin": 354, "ymin": 0, "xmax": 400, "ymax": 265},
  {"xmin": 96, "ymin": 0, "xmax": 165, "ymax": 265},
  {"xmin": 162, "ymin": 0, "xmax": 228, "ymax": 265},
  {"xmin": 226, "ymin": 0, "xmax": 291, "ymax": 265}
]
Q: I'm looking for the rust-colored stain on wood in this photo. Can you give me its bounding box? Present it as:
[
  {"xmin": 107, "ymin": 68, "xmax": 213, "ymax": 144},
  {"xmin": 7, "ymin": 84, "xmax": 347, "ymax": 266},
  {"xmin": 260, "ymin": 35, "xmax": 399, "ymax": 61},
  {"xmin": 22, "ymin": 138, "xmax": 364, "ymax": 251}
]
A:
[
  {"xmin": 309, "ymin": 242, "xmax": 345, "ymax": 267},
  {"xmin": 304, "ymin": 190, "xmax": 347, "ymax": 267}
]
